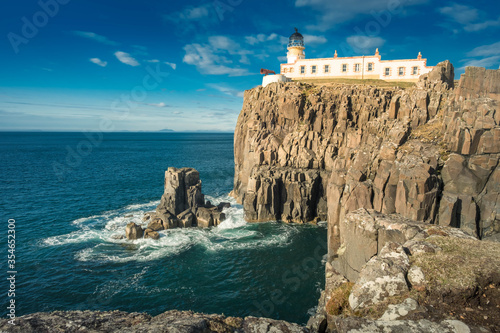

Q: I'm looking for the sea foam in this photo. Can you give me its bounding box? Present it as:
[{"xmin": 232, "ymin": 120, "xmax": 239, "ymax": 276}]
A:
[{"xmin": 42, "ymin": 195, "xmax": 298, "ymax": 263}]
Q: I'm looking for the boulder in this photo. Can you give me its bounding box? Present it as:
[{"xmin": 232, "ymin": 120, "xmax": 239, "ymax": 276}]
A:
[
  {"xmin": 155, "ymin": 207, "xmax": 180, "ymax": 230},
  {"xmin": 144, "ymin": 229, "xmax": 160, "ymax": 240},
  {"xmin": 147, "ymin": 217, "xmax": 164, "ymax": 231},
  {"xmin": 125, "ymin": 222, "xmax": 144, "ymax": 240},
  {"xmin": 427, "ymin": 60, "xmax": 455, "ymax": 89},
  {"xmin": 348, "ymin": 242, "xmax": 410, "ymax": 310},
  {"xmin": 379, "ymin": 298, "xmax": 419, "ymax": 321},
  {"xmin": 217, "ymin": 202, "xmax": 231, "ymax": 210},
  {"xmin": 177, "ymin": 209, "xmax": 196, "ymax": 228}
]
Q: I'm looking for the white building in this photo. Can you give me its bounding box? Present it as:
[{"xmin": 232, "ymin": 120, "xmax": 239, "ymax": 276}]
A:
[{"xmin": 281, "ymin": 28, "xmax": 433, "ymax": 82}]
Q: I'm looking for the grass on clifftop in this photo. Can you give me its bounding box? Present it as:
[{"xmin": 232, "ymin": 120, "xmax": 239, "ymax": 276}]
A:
[
  {"xmin": 294, "ymin": 78, "xmax": 415, "ymax": 89},
  {"xmin": 411, "ymin": 236, "xmax": 500, "ymax": 296}
]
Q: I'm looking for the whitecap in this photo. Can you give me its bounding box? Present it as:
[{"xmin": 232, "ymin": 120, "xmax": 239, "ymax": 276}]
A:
[{"xmin": 42, "ymin": 195, "xmax": 317, "ymax": 263}]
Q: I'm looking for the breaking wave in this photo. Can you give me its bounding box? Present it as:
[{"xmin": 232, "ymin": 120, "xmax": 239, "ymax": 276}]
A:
[{"xmin": 42, "ymin": 195, "xmax": 302, "ymax": 263}]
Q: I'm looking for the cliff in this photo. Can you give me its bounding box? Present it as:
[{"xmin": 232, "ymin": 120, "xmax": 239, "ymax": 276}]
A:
[
  {"xmin": 232, "ymin": 62, "xmax": 499, "ymax": 251},
  {"xmin": 232, "ymin": 63, "xmax": 500, "ymax": 332}
]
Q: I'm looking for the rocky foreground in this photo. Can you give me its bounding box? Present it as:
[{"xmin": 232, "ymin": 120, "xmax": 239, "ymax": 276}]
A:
[{"xmin": 0, "ymin": 310, "xmax": 307, "ymax": 333}]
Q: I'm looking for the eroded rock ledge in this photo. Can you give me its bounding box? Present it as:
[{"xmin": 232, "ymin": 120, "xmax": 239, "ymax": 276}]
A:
[{"xmin": 0, "ymin": 310, "xmax": 307, "ymax": 333}]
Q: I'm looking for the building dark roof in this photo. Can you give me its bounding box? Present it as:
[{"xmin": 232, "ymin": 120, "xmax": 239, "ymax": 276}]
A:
[{"xmin": 289, "ymin": 27, "xmax": 303, "ymax": 40}]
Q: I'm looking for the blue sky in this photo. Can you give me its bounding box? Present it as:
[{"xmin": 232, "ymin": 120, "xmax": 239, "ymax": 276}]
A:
[{"xmin": 1, "ymin": 0, "xmax": 499, "ymax": 132}]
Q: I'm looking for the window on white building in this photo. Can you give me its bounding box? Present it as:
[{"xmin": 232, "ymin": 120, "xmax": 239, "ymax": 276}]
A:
[
  {"xmin": 367, "ymin": 63, "xmax": 374, "ymax": 71},
  {"xmin": 412, "ymin": 66, "xmax": 419, "ymax": 75},
  {"xmin": 398, "ymin": 67, "xmax": 405, "ymax": 76},
  {"xmin": 354, "ymin": 64, "xmax": 360, "ymax": 72},
  {"xmin": 324, "ymin": 65, "xmax": 330, "ymax": 73},
  {"xmin": 342, "ymin": 64, "xmax": 347, "ymax": 72},
  {"xmin": 300, "ymin": 66, "xmax": 305, "ymax": 74},
  {"xmin": 384, "ymin": 68, "xmax": 390, "ymax": 76},
  {"xmin": 312, "ymin": 65, "xmax": 317, "ymax": 74}
]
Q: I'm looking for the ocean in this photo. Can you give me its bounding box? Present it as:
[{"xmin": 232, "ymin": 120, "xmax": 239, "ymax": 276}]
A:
[{"xmin": 0, "ymin": 132, "xmax": 326, "ymax": 324}]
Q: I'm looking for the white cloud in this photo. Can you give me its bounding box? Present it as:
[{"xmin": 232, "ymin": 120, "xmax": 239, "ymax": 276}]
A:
[
  {"xmin": 72, "ymin": 31, "xmax": 119, "ymax": 46},
  {"xmin": 114, "ymin": 51, "xmax": 140, "ymax": 67},
  {"xmin": 245, "ymin": 33, "xmax": 288, "ymax": 46},
  {"xmin": 467, "ymin": 42, "xmax": 500, "ymax": 57},
  {"xmin": 438, "ymin": 3, "xmax": 478, "ymax": 24},
  {"xmin": 295, "ymin": 0, "xmax": 428, "ymax": 31},
  {"xmin": 464, "ymin": 17, "xmax": 500, "ymax": 32},
  {"xmin": 183, "ymin": 6, "xmax": 210, "ymax": 20},
  {"xmin": 148, "ymin": 102, "xmax": 169, "ymax": 108},
  {"xmin": 303, "ymin": 34, "xmax": 327, "ymax": 45},
  {"xmin": 165, "ymin": 62, "xmax": 177, "ymax": 70},
  {"xmin": 461, "ymin": 42, "xmax": 500, "ymax": 70},
  {"xmin": 438, "ymin": 3, "xmax": 500, "ymax": 32},
  {"xmin": 277, "ymin": 56, "xmax": 288, "ymax": 63},
  {"xmin": 89, "ymin": 58, "xmax": 107, "ymax": 67},
  {"xmin": 183, "ymin": 36, "xmax": 251, "ymax": 76},
  {"xmin": 164, "ymin": 4, "xmax": 217, "ymax": 33},
  {"xmin": 208, "ymin": 84, "xmax": 244, "ymax": 98},
  {"xmin": 346, "ymin": 35, "xmax": 385, "ymax": 54},
  {"xmin": 459, "ymin": 56, "xmax": 500, "ymax": 70},
  {"xmin": 146, "ymin": 59, "xmax": 176, "ymax": 69}
]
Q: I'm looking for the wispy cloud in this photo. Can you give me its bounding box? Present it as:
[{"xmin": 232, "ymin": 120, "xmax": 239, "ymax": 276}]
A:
[
  {"xmin": 295, "ymin": 0, "xmax": 428, "ymax": 31},
  {"xmin": 459, "ymin": 56, "xmax": 500, "ymax": 70},
  {"xmin": 438, "ymin": 3, "xmax": 477, "ymax": 25},
  {"xmin": 467, "ymin": 42, "xmax": 500, "ymax": 57},
  {"xmin": 183, "ymin": 36, "xmax": 251, "ymax": 76},
  {"xmin": 72, "ymin": 31, "xmax": 119, "ymax": 46},
  {"xmin": 438, "ymin": 3, "xmax": 500, "ymax": 32},
  {"xmin": 245, "ymin": 33, "xmax": 287, "ymax": 46},
  {"xmin": 114, "ymin": 51, "xmax": 140, "ymax": 66},
  {"xmin": 208, "ymin": 84, "xmax": 244, "ymax": 98},
  {"xmin": 460, "ymin": 42, "xmax": 500, "ymax": 70},
  {"xmin": 147, "ymin": 59, "xmax": 176, "ymax": 69},
  {"xmin": 164, "ymin": 4, "xmax": 217, "ymax": 33},
  {"xmin": 346, "ymin": 35, "xmax": 385, "ymax": 54},
  {"xmin": 165, "ymin": 62, "xmax": 177, "ymax": 70},
  {"xmin": 303, "ymin": 34, "xmax": 328, "ymax": 46},
  {"xmin": 89, "ymin": 58, "xmax": 107, "ymax": 67},
  {"xmin": 146, "ymin": 102, "xmax": 170, "ymax": 108}
]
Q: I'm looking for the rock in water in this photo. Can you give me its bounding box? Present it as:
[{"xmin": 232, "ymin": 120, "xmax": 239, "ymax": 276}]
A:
[
  {"xmin": 136, "ymin": 167, "xmax": 230, "ymax": 235},
  {"xmin": 158, "ymin": 167, "xmax": 204, "ymax": 216},
  {"xmin": 125, "ymin": 222, "xmax": 144, "ymax": 240},
  {"xmin": 177, "ymin": 209, "xmax": 195, "ymax": 228},
  {"xmin": 144, "ymin": 229, "xmax": 160, "ymax": 240}
]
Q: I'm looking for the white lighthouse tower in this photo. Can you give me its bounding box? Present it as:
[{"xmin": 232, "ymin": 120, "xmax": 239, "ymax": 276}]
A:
[{"xmin": 287, "ymin": 28, "xmax": 305, "ymax": 64}]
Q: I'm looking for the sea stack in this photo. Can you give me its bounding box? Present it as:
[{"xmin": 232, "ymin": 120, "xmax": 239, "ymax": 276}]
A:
[{"xmin": 124, "ymin": 167, "xmax": 230, "ymax": 240}]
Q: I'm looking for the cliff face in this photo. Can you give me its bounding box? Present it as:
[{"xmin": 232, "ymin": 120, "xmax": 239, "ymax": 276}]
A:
[{"xmin": 232, "ymin": 62, "xmax": 500, "ymax": 259}]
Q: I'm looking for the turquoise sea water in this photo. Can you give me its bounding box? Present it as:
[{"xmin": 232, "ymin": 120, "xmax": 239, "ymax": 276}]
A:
[{"xmin": 0, "ymin": 132, "xmax": 326, "ymax": 324}]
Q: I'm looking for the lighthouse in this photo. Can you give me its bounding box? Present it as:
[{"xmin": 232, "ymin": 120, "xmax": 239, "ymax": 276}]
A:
[{"xmin": 287, "ymin": 28, "xmax": 305, "ymax": 64}]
